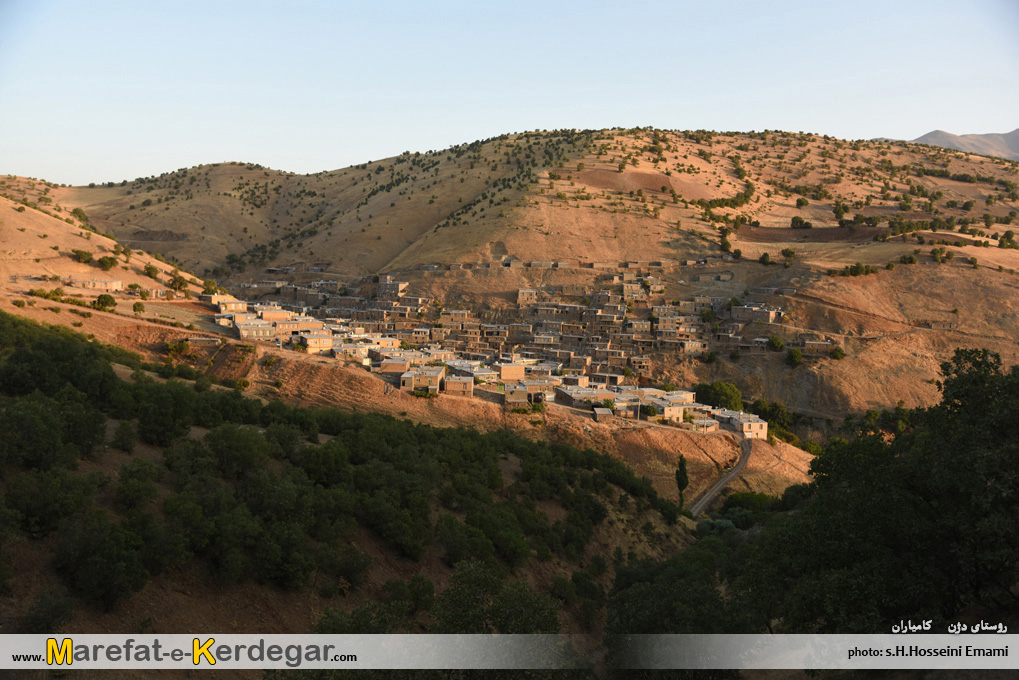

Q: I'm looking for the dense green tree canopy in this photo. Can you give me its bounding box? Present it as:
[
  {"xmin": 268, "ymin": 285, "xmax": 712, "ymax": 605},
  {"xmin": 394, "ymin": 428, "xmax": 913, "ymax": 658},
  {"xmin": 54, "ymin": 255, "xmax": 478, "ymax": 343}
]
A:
[{"xmin": 614, "ymin": 349, "xmax": 1019, "ymax": 637}]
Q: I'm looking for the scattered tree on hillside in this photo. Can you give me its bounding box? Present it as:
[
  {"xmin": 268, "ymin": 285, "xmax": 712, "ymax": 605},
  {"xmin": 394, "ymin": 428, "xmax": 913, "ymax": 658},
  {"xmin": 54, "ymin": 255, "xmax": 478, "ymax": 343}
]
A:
[
  {"xmin": 111, "ymin": 420, "xmax": 136, "ymax": 453},
  {"xmin": 168, "ymin": 270, "xmax": 188, "ymax": 292},
  {"xmin": 694, "ymin": 382, "xmax": 743, "ymax": 411},
  {"xmin": 675, "ymin": 455, "xmax": 689, "ymax": 509},
  {"xmin": 92, "ymin": 294, "xmax": 116, "ymax": 312},
  {"xmin": 70, "ymin": 208, "xmax": 89, "ymax": 226}
]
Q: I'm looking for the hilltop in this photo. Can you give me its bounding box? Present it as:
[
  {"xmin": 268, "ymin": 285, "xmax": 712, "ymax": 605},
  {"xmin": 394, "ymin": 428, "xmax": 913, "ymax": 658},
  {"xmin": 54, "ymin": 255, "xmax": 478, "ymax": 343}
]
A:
[
  {"xmin": 4, "ymin": 128, "xmax": 1017, "ymax": 280},
  {"xmin": 912, "ymin": 128, "xmax": 1019, "ymax": 162}
]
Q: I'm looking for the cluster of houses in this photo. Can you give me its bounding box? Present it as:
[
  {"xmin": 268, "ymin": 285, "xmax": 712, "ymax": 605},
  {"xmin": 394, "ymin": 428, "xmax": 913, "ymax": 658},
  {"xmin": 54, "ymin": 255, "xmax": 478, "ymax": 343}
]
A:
[
  {"xmin": 195, "ymin": 259, "xmax": 834, "ymax": 440},
  {"xmin": 206, "ymin": 275, "xmax": 802, "ymax": 375}
]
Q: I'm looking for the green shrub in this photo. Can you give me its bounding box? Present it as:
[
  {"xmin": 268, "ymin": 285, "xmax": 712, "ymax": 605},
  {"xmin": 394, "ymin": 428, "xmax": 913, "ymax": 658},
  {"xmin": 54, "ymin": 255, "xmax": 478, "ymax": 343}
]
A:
[
  {"xmin": 5, "ymin": 468, "xmax": 97, "ymax": 536},
  {"xmin": 112, "ymin": 420, "xmax": 136, "ymax": 452},
  {"xmin": 18, "ymin": 588, "xmax": 74, "ymax": 633},
  {"xmin": 114, "ymin": 459, "xmax": 160, "ymax": 510},
  {"xmin": 52, "ymin": 511, "xmax": 149, "ymax": 610}
]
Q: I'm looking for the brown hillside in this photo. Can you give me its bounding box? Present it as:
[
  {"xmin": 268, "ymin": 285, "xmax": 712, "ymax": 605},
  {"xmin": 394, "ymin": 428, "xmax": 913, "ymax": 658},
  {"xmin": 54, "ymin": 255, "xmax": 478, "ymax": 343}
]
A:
[
  {"xmin": 4, "ymin": 128, "xmax": 1013, "ymax": 283},
  {"xmin": 4, "ymin": 128, "xmax": 1019, "ymax": 417},
  {"xmin": 231, "ymin": 345, "xmax": 808, "ymax": 502}
]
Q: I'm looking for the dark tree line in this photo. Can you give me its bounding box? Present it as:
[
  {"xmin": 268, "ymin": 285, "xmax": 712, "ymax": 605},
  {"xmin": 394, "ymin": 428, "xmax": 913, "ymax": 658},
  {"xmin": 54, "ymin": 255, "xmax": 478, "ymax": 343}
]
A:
[
  {"xmin": 610, "ymin": 349, "xmax": 1019, "ymax": 638},
  {"xmin": 0, "ymin": 310, "xmax": 674, "ymax": 632}
]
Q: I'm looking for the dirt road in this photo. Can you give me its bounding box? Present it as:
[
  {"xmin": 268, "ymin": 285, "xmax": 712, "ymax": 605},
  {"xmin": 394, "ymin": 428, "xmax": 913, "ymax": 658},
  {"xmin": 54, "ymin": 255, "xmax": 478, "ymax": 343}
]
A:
[{"xmin": 688, "ymin": 436, "xmax": 753, "ymax": 516}]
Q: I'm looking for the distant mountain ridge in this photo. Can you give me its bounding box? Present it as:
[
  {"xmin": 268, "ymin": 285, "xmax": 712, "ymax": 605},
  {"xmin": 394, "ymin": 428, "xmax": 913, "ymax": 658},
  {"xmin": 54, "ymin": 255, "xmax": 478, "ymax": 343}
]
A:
[{"xmin": 911, "ymin": 128, "xmax": 1019, "ymax": 161}]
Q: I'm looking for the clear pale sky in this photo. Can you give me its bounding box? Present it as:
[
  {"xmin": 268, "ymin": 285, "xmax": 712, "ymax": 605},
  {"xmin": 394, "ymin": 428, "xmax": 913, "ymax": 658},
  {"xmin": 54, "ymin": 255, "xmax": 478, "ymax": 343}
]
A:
[{"xmin": 1, "ymin": 0, "xmax": 1017, "ymax": 185}]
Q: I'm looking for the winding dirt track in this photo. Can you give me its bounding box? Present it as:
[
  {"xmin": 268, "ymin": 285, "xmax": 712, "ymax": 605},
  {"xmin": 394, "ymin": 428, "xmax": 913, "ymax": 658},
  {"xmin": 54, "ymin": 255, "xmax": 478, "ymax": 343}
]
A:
[{"xmin": 689, "ymin": 436, "xmax": 753, "ymax": 516}]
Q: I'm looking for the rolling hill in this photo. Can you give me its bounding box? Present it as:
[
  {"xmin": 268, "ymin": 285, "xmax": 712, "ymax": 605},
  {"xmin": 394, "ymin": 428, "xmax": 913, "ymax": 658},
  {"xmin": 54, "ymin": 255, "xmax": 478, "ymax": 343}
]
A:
[
  {"xmin": 912, "ymin": 128, "xmax": 1019, "ymax": 162},
  {"xmin": 3, "ymin": 127, "xmax": 1016, "ymax": 281}
]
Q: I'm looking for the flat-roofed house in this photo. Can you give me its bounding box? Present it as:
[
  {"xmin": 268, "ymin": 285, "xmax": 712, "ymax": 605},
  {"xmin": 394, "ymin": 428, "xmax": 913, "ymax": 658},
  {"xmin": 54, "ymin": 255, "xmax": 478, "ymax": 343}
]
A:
[
  {"xmin": 493, "ymin": 362, "xmax": 525, "ymax": 382},
  {"xmin": 443, "ymin": 375, "xmax": 475, "ymax": 397},
  {"xmin": 375, "ymin": 357, "xmax": 411, "ymax": 375},
  {"xmin": 296, "ymin": 331, "xmax": 333, "ymax": 355},
  {"xmin": 399, "ymin": 365, "xmax": 446, "ymax": 394},
  {"xmin": 217, "ymin": 298, "xmax": 248, "ymax": 314},
  {"xmin": 517, "ymin": 289, "xmax": 538, "ymax": 305},
  {"xmin": 716, "ymin": 409, "xmax": 769, "ymax": 439},
  {"xmin": 692, "ymin": 418, "xmax": 720, "ymax": 433},
  {"xmin": 258, "ymin": 308, "xmax": 292, "ymax": 323},
  {"xmin": 237, "ymin": 321, "xmax": 274, "ymax": 340},
  {"xmin": 646, "ymin": 397, "xmax": 685, "ymax": 423},
  {"xmin": 504, "ymin": 384, "xmax": 529, "ymax": 406}
]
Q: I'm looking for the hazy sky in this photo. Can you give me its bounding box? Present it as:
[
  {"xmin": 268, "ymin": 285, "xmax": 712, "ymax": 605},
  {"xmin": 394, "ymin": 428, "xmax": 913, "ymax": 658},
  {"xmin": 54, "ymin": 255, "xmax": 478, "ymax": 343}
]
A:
[{"xmin": 1, "ymin": 0, "xmax": 1017, "ymax": 185}]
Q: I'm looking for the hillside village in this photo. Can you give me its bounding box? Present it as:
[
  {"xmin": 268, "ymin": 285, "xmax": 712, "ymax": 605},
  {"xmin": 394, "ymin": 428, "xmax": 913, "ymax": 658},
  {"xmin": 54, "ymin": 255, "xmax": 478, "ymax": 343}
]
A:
[
  {"xmin": 3, "ymin": 126, "xmax": 1018, "ymax": 422},
  {"xmin": 191, "ymin": 255, "xmax": 814, "ymax": 439},
  {"xmin": 4, "ymin": 2, "xmax": 1019, "ymax": 659}
]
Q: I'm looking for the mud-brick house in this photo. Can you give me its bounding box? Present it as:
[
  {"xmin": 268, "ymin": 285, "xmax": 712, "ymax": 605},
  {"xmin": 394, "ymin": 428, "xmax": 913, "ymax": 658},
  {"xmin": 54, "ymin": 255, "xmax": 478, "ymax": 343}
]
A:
[
  {"xmin": 400, "ymin": 365, "xmax": 445, "ymax": 394},
  {"xmin": 443, "ymin": 375, "xmax": 474, "ymax": 398}
]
